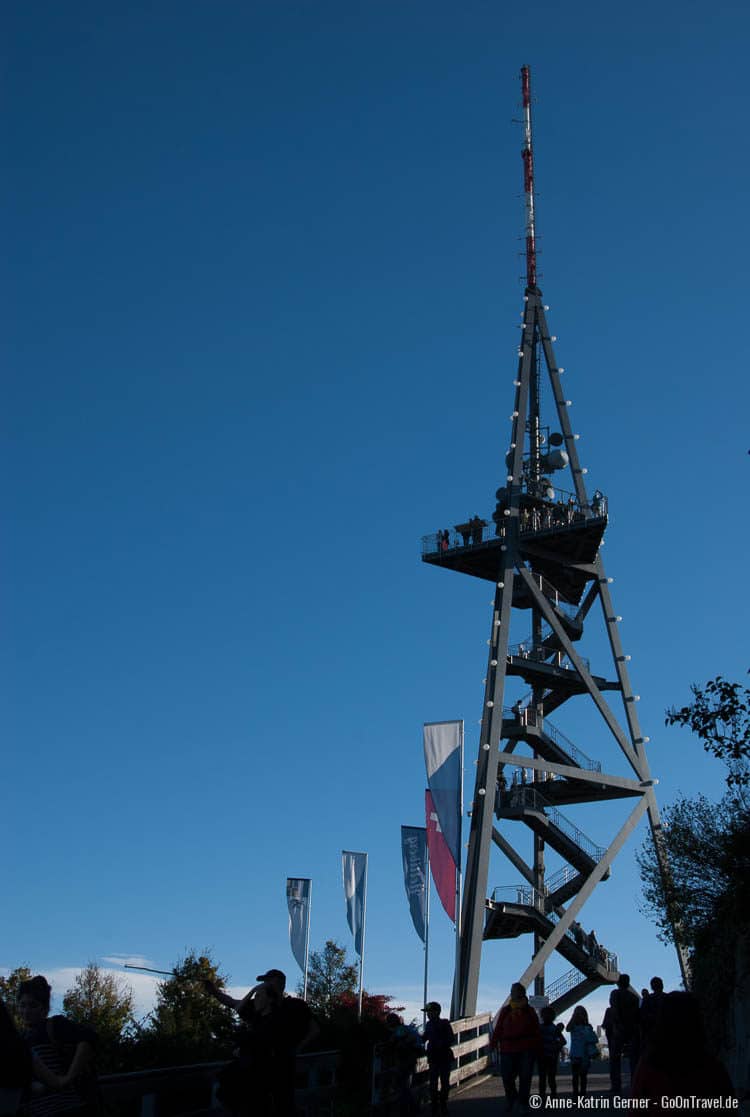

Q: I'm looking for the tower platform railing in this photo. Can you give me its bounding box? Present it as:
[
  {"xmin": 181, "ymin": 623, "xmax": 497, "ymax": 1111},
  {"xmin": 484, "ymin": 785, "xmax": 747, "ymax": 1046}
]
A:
[
  {"xmin": 507, "ymin": 642, "xmax": 589, "ymax": 675},
  {"xmin": 421, "ymin": 487, "xmax": 607, "ymax": 558},
  {"xmin": 491, "ymin": 883, "xmax": 546, "ymax": 911}
]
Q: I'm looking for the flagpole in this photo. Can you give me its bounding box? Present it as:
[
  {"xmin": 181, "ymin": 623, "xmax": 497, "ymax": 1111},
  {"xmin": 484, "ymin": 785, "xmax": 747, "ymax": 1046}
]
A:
[
  {"xmin": 303, "ymin": 880, "xmax": 312, "ymax": 1001},
  {"xmin": 452, "ymin": 720, "xmax": 464, "ymax": 1019},
  {"xmin": 423, "ymin": 840, "xmax": 431, "ymax": 1025},
  {"xmin": 358, "ymin": 854, "xmax": 368, "ymax": 1021}
]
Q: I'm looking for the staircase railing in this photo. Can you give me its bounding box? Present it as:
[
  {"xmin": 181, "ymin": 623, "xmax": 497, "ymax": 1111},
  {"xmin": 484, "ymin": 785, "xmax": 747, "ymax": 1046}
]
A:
[
  {"xmin": 544, "ymin": 967, "xmax": 583, "ymax": 1002},
  {"xmin": 538, "ymin": 717, "xmax": 602, "ymax": 772},
  {"xmin": 502, "ymin": 708, "xmax": 601, "ymax": 773},
  {"xmin": 499, "ymin": 786, "xmax": 605, "ymax": 861},
  {"xmin": 489, "ymin": 887, "xmax": 619, "ymax": 975},
  {"xmin": 544, "ymin": 865, "xmax": 579, "ymax": 894}
]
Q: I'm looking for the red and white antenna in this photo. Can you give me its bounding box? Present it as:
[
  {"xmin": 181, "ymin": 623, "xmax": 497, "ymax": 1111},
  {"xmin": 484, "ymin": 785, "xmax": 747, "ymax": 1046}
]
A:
[{"xmin": 521, "ymin": 64, "xmax": 537, "ymax": 289}]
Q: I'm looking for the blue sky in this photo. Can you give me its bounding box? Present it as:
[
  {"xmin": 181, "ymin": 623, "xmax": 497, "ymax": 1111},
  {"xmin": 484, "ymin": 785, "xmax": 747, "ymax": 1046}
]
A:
[{"xmin": 3, "ymin": 1, "xmax": 748, "ymax": 1027}]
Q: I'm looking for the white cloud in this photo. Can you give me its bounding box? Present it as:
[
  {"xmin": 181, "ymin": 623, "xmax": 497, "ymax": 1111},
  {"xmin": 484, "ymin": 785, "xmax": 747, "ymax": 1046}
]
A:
[{"xmin": 101, "ymin": 954, "xmax": 157, "ymax": 970}]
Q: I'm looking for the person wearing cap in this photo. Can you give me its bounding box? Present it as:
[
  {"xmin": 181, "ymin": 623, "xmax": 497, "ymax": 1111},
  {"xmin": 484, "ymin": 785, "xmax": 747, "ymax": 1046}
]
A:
[
  {"xmin": 204, "ymin": 967, "xmax": 318, "ymax": 1115},
  {"xmin": 423, "ymin": 1002, "xmax": 455, "ymax": 1115}
]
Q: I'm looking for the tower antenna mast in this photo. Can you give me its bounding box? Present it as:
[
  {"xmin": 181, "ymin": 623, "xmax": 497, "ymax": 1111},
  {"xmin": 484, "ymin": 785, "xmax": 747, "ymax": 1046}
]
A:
[{"xmin": 521, "ymin": 64, "xmax": 537, "ymax": 289}]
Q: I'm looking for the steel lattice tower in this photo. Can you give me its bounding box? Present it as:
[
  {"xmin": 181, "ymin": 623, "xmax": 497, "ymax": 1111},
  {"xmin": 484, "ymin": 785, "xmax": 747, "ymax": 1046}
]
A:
[{"xmin": 421, "ymin": 66, "xmax": 687, "ymax": 1019}]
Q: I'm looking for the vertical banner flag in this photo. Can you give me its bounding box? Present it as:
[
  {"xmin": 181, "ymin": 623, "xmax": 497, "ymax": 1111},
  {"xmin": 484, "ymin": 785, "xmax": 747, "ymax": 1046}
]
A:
[
  {"xmin": 426, "ymin": 789, "xmax": 456, "ymax": 922},
  {"xmin": 423, "ymin": 721, "xmax": 462, "ymax": 864},
  {"xmin": 286, "ymin": 877, "xmax": 311, "ymax": 973},
  {"xmin": 342, "ymin": 851, "xmax": 367, "ymax": 956},
  {"xmin": 400, "ymin": 826, "xmax": 428, "ymax": 943}
]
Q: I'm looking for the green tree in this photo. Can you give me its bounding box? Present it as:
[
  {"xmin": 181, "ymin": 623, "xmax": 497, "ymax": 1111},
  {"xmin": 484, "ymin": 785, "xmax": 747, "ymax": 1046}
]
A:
[
  {"xmin": 62, "ymin": 963, "xmax": 135, "ymax": 1048},
  {"xmin": 638, "ymin": 677, "xmax": 750, "ymax": 1062},
  {"xmin": 142, "ymin": 950, "xmax": 236, "ymax": 1064},
  {"xmin": 0, "ymin": 966, "xmax": 33, "ymax": 1028},
  {"xmin": 301, "ymin": 941, "xmax": 358, "ymax": 1019},
  {"xmin": 637, "ymin": 793, "xmax": 750, "ymax": 946},
  {"xmin": 666, "ymin": 676, "xmax": 750, "ymax": 786}
]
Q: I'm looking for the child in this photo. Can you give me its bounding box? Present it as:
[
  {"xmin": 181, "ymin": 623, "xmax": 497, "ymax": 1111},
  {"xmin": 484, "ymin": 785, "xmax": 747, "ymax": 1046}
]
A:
[
  {"xmin": 566, "ymin": 1005, "xmax": 598, "ymax": 1099},
  {"xmin": 538, "ymin": 1006, "xmax": 565, "ymax": 1098}
]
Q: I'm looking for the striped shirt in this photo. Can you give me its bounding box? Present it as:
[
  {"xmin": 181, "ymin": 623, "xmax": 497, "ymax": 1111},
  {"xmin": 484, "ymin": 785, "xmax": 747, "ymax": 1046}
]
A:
[{"xmin": 25, "ymin": 1016, "xmax": 96, "ymax": 1117}]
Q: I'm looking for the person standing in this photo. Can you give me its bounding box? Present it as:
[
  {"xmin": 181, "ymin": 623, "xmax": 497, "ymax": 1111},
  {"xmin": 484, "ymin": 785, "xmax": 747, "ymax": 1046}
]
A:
[
  {"xmin": 640, "ymin": 976, "xmax": 665, "ymax": 1046},
  {"xmin": 17, "ymin": 976, "xmax": 98, "ymax": 1117},
  {"xmin": 609, "ymin": 973, "xmax": 641, "ymax": 1093},
  {"xmin": 565, "ymin": 1006, "xmax": 598, "ymax": 1100},
  {"xmin": 537, "ymin": 1006, "xmax": 564, "ymax": 1099},
  {"xmin": 0, "ymin": 998, "xmax": 32, "ymax": 1117},
  {"xmin": 631, "ymin": 992, "xmax": 733, "ymax": 1103},
  {"xmin": 602, "ymin": 990, "xmax": 619, "ymax": 1090},
  {"xmin": 384, "ymin": 1014, "xmax": 423, "ymax": 1117},
  {"xmin": 423, "ymin": 1003, "xmax": 455, "ymax": 1115},
  {"xmin": 204, "ymin": 966, "xmax": 318, "ymax": 1116},
  {"xmin": 490, "ymin": 982, "xmax": 540, "ymax": 1113}
]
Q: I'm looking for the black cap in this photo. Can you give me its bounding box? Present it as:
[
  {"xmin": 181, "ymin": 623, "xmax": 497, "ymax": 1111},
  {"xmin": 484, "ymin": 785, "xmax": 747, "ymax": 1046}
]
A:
[{"xmin": 256, "ymin": 969, "xmax": 286, "ymax": 987}]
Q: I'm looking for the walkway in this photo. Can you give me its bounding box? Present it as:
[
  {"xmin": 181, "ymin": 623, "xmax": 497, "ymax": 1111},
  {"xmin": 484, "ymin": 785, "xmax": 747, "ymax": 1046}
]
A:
[{"xmin": 452, "ymin": 1070, "xmax": 614, "ymax": 1115}]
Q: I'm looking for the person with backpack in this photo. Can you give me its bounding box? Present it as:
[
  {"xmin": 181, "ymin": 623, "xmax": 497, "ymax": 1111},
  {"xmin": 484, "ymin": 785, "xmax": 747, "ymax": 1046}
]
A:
[
  {"xmin": 566, "ymin": 1005, "xmax": 598, "ymax": 1100},
  {"xmin": 490, "ymin": 982, "xmax": 540, "ymax": 1113}
]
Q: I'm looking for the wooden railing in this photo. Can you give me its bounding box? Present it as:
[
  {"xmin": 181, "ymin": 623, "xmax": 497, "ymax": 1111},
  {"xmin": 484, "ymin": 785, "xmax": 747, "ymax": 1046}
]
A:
[
  {"xmin": 93, "ymin": 1019, "xmax": 490, "ymax": 1117},
  {"xmin": 371, "ymin": 1013, "xmax": 493, "ymax": 1109},
  {"xmin": 97, "ymin": 1049, "xmax": 338, "ymax": 1117}
]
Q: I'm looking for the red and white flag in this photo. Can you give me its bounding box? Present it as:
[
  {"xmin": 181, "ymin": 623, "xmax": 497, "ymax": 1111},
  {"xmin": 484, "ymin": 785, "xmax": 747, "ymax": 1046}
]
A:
[{"xmin": 426, "ymin": 788, "xmax": 456, "ymax": 923}]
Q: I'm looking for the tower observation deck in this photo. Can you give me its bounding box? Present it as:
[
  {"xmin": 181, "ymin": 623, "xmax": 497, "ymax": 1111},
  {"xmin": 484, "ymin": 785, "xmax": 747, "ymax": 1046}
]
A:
[{"xmin": 421, "ymin": 66, "xmax": 688, "ymax": 1019}]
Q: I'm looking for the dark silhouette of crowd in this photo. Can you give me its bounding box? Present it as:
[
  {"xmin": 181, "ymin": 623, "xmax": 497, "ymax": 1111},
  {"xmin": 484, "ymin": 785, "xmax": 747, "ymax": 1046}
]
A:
[
  {"xmin": 1, "ymin": 967, "xmax": 319, "ymax": 1117},
  {"xmin": 5, "ymin": 966, "xmax": 738, "ymax": 1115},
  {"xmin": 602, "ymin": 973, "xmax": 734, "ymax": 1103},
  {"xmin": 489, "ymin": 974, "xmax": 735, "ymax": 1111}
]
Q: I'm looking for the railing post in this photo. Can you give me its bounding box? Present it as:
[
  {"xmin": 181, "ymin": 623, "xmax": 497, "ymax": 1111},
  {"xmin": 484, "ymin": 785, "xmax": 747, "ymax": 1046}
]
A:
[{"xmin": 141, "ymin": 1093, "xmax": 157, "ymax": 1117}]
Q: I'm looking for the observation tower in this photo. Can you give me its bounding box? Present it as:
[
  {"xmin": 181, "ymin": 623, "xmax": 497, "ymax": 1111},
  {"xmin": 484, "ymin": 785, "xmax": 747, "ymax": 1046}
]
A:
[{"xmin": 421, "ymin": 67, "xmax": 687, "ymax": 1018}]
